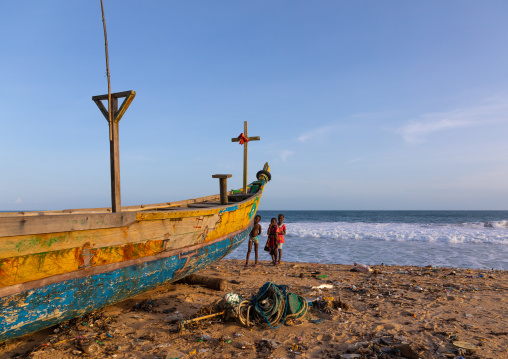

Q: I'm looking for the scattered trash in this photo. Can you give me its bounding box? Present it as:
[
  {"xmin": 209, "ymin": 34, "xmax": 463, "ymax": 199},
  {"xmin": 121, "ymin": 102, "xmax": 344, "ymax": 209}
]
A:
[
  {"xmin": 78, "ymin": 337, "xmax": 99, "ymax": 355},
  {"xmin": 166, "ymin": 313, "xmax": 184, "ymax": 322},
  {"xmin": 394, "ymin": 343, "xmax": 419, "ymax": 359},
  {"xmin": 132, "ymin": 299, "xmax": 160, "ymax": 312},
  {"xmin": 261, "ymin": 338, "xmax": 281, "ymax": 348},
  {"xmin": 311, "ymin": 284, "xmax": 333, "ymax": 290},
  {"xmin": 179, "ymin": 311, "xmax": 225, "ymax": 332},
  {"xmin": 351, "ymin": 263, "xmax": 372, "ymax": 273},
  {"xmin": 310, "ymin": 318, "xmax": 325, "ymax": 324},
  {"xmin": 453, "ymin": 341, "xmax": 479, "ymax": 350}
]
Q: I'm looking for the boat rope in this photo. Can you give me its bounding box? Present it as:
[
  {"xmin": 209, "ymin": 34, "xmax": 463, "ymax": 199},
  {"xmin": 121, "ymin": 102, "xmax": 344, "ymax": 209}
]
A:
[{"xmin": 236, "ymin": 282, "xmax": 309, "ymax": 329}]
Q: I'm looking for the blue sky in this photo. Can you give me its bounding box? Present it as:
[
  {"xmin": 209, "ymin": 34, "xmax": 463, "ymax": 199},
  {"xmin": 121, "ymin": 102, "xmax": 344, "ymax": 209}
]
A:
[{"xmin": 2, "ymin": 1, "xmax": 508, "ymax": 211}]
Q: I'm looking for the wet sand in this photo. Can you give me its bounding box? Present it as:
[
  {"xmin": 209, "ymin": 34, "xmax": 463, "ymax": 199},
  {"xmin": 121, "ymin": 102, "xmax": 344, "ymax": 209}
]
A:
[{"xmin": 0, "ymin": 259, "xmax": 506, "ymax": 359}]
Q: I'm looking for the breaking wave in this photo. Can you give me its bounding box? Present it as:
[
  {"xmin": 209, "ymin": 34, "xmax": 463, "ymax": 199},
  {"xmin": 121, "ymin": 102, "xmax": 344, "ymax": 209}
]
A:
[{"xmin": 258, "ymin": 221, "xmax": 508, "ymax": 245}]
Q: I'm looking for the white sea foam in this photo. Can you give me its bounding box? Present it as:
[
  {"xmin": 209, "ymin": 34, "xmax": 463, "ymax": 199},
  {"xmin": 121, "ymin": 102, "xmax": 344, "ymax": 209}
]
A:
[
  {"xmin": 262, "ymin": 221, "xmax": 508, "ymax": 245},
  {"xmin": 230, "ymin": 220, "xmax": 508, "ymax": 269}
]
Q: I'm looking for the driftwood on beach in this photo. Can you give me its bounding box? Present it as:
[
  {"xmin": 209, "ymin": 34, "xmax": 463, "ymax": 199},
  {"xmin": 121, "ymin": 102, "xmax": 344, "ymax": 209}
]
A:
[{"xmin": 176, "ymin": 274, "xmax": 229, "ymax": 291}]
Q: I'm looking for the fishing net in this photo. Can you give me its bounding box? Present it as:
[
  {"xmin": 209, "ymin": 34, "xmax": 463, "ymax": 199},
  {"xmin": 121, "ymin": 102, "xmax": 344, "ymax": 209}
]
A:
[{"xmin": 236, "ymin": 282, "xmax": 309, "ymax": 329}]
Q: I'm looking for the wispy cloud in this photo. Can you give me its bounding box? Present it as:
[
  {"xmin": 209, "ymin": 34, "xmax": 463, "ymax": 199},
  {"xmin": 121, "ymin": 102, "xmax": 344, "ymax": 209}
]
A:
[
  {"xmin": 296, "ymin": 111, "xmax": 394, "ymax": 143},
  {"xmin": 347, "ymin": 157, "xmax": 362, "ymax": 164},
  {"xmin": 279, "ymin": 150, "xmax": 294, "ymax": 162},
  {"xmin": 397, "ymin": 100, "xmax": 508, "ymax": 143},
  {"xmin": 297, "ymin": 124, "xmax": 339, "ymax": 143}
]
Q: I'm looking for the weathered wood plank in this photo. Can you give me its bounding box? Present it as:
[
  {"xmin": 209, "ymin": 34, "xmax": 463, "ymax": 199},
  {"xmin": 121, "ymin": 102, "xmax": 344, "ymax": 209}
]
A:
[
  {"xmin": 92, "ymin": 90, "xmax": 135, "ymax": 101},
  {"xmin": 0, "ymin": 212, "xmax": 136, "ymax": 238}
]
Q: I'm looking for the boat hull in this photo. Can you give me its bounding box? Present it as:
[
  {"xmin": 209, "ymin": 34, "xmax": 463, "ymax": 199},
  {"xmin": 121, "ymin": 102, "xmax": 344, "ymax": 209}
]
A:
[
  {"xmin": 0, "ymin": 163, "xmax": 271, "ymax": 343},
  {"xmin": 0, "ymin": 224, "xmax": 250, "ymax": 342}
]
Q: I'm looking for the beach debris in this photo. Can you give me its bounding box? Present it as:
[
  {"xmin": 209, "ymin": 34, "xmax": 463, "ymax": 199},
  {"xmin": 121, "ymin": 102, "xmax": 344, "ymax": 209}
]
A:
[
  {"xmin": 255, "ymin": 339, "xmax": 276, "ymax": 357},
  {"xmin": 351, "ymin": 263, "xmax": 372, "ymax": 273},
  {"xmin": 311, "ymin": 284, "xmax": 333, "ymax": 290},
  {"xmin": 347, "ymin": 341, "xmax": 369, "ymax": 351},
  {"xmin": 340, "ymin": 354, "xmax": 361, "ymax": 359},
  {"xmin": 380, "ymin": 337, "xmax": 399, "ymax": 346},
  {"xmin": 176, "ymin": 274, "xmax": 229, "ymax": 291},
  {"xmin": 132, "ymin": 299, "xmax": 160, "ymax": 312},
  {"xmin": 394, "ymin": 343, "xmax": 419, "ymax": 359},
  {"xmin": 310, "ymin": 296, "xmax": 351, "ymax": 313},
  {"xmin": 223, "ymin": 292, "xmax": 242, "ymax": 306},
  {"xmin": 178, "ymin": 292, "xmax": 244, "ymax": 331},
  {"xmin": 235, "ymin": 341, "xmax": 255, "ymax": 350},
  {"xmin": 166, "ymin": 313, "xmax": 184, "ymax": 323},
  {"xmin": 261, "ymin": 338, "xmax": 281, "ymax": 348},
  {"xmin": 166, "ymin": 349, "xmax": 184, "ymax": 359},
  {"xmin": 237, "ymin": 282, "xmax": 309, "ymax": 328},
  {"xmin": 453, "ymin": 341, "xmax": 479, "ymax": 350},
  {"xmin": 77, "ymin": 337, "xmax": 100, "ymax": 355},
  {"xmin": 178, "ymin": 311, "xmax": 226, "ymax": 332}
]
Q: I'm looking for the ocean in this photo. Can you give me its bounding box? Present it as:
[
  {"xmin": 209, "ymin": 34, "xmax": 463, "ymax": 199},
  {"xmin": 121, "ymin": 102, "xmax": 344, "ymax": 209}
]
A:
[{"xmin": 228, "ymin": 210, "xmax": 508, "ymax": 270}]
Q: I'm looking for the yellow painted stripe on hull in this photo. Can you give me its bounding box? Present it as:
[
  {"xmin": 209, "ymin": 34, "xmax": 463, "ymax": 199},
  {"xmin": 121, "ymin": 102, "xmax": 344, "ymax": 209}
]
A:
[{"xmin": 0, "ymin": 197, "xmax": 257, "ymax": 259}]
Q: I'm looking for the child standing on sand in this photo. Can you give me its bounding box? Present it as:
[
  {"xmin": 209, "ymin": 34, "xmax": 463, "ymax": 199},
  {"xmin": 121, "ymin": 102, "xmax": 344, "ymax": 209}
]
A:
[
  {"xmin": 267, "ymin": 218, "xmax": 279, "ymax": 265},
  {"xmin": 245, "ymin": 215, "xmax": 261, "ymax": 267},
  {"xmin": 277, "ymin": 214, "xmax": 286, "ymax": 265}
]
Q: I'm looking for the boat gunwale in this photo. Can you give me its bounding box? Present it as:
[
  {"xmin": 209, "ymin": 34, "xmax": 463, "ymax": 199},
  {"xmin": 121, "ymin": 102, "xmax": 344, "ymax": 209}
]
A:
[
  {"xmin": 0, "ymin": 189, "xmax": 261, "ymax": 238},
  {"xmin": 0, "ymin": 189, "xmax": 254, "ymax": 217}
]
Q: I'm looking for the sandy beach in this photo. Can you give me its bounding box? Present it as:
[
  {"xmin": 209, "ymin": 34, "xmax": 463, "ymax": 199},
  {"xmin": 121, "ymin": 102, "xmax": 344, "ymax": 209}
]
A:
[{"xmin": 0, "ymin": 259, "xmax": 506, "ymax": 359}]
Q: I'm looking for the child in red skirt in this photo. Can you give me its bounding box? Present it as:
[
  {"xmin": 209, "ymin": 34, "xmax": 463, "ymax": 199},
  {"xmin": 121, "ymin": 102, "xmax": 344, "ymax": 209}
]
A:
[{"xmin": 266, "ymin": 217, "xmax": 279, "ymax": 265}]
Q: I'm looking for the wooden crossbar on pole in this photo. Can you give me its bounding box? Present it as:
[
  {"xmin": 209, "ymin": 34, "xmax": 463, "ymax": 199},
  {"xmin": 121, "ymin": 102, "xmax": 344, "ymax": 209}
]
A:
[{"xmin": 231, "ymin": 121, "xmax": 260, "ymax": 194}]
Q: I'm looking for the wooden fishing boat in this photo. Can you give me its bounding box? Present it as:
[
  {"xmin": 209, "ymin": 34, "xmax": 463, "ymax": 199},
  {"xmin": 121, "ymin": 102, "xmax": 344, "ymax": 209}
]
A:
[{"xmin": 0, "ymin": 165, "xmax": 271, "ymax": 342}]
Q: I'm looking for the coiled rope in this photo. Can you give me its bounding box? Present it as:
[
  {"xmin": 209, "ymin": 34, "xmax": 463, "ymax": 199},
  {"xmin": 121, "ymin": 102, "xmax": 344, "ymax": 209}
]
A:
[{"xmin": 236, "ymin": 282, "xmax": 309, "ymax": 329}]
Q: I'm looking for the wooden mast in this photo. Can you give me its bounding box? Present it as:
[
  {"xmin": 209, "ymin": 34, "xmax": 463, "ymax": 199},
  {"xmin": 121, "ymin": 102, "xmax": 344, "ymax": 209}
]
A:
[{"xmin": 100, "ymin": 0, "xmax": 120, "ymax": 212}]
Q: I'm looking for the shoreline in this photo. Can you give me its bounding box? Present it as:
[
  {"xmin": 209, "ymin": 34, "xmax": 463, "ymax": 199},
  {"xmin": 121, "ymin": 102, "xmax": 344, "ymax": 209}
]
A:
[{"xmin": 1, "ymin": 259, "xmax": 506, "ymax": 358}]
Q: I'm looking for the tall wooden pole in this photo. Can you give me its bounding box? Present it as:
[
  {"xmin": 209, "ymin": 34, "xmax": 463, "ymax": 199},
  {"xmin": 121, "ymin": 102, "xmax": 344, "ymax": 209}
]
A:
[
  {"xmin": 100, "ymin": 0, "xmax": 121, "ymax": 212},
  {"xmin": 109, "ymin": 97, "xmax": 121, "ymax": 212}
]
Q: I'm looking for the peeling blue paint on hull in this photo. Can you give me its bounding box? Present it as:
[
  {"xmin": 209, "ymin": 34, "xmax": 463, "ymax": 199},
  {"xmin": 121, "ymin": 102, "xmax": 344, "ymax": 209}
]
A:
[{"xmin": 0, "ymin": 227, "xmax": 250, "ymax": 343}]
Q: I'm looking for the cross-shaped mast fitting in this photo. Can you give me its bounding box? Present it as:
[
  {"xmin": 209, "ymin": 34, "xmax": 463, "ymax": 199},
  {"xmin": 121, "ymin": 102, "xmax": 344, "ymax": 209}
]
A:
[{"xmin": 231, "ymin": 121, "xmax": 260, "ymax": 194}]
